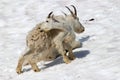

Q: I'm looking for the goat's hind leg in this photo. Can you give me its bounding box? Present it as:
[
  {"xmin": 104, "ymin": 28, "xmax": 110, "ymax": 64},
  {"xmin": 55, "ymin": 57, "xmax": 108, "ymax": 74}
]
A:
[
  {"xmin": 16, "ymin": 55, "xmax": 25, "ymax": 74},
  {"xmin": 16, "ymin": 48, "xmax": 33, "ymax": 74},
  {"xmin": 29, "ymin": 60, "xmax": 40, "ymax": 72},
  {"xmin": 29, "ymin": 54, "xmax": 40, "ymax": 72},
  {"xmin": 29, "ymin": 58, "xmax": 40, "ymax": 72}
]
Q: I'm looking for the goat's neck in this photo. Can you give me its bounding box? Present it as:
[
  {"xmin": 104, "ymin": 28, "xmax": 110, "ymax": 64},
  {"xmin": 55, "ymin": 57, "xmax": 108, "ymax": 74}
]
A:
[{"xmin": 65, "ymin": 19, "xmax": 75, "ymax": 32}]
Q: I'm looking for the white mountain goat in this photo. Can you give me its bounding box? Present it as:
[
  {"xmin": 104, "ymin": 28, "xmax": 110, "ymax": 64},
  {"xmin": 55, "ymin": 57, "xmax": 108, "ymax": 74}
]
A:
[
  {"xmin": 16, "ymin": 5, "xmax": 85, "ymax": 74},
  {"xmin": 40, "ymin": 5, "xmax": 85, "ymax": 60}
]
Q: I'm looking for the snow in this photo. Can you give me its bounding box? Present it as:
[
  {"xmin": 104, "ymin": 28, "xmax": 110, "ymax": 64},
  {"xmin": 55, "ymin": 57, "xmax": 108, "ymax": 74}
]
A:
[{"xmin": 0, "ymin": 0, "xmax": 120, "ymax": 80}]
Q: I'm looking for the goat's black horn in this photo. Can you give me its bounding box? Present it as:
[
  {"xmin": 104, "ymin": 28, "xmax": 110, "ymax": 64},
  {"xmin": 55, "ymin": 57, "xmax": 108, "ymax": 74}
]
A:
[
  {"xmin": 71, "ymin": 5, "xmax": 77, "ymax": 16},
  {"xmin": 47, "ymin": 11, "xmax": 53, "ymax": 18},
  {"xmin": 65, "ymin": 6, "xmax": 74, "ymax": 16}
]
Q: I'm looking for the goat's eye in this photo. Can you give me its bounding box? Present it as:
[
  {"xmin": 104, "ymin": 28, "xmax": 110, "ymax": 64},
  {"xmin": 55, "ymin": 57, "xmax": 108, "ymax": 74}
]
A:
[
  {"xmin": 40, "ymin": 30, "xmax": 44, "ymax": 32},
  {"xmin": 46, "ymin": 20, "xmax": 49, "ymax": 22}
]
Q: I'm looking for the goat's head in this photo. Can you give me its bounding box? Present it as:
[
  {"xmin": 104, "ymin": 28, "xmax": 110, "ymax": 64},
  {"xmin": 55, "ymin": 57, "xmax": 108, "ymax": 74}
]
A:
[
  {"xmin": 40, "ymin": 12, "xmax": 54, "ymax": 32},
  {"xmin": 40, "ymin": 11, "xmax": 61, "ymax": 32},
  {"xmin": 40, "ymin": 12, "xmax": 64, "ymax": 34},
  {"xmin": 39, "ymin": 21, "xmax": 64, "ymax": 39},
  {"xmin": 64, "ymin": 5, "xmax": 85, "ymax": 33}
]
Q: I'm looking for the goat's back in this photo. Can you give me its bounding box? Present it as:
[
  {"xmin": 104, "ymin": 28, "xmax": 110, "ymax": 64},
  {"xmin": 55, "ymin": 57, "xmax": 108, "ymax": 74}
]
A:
[{"xmin": 26, "ymin": 24, "xmax": 52, "ymax": 52}]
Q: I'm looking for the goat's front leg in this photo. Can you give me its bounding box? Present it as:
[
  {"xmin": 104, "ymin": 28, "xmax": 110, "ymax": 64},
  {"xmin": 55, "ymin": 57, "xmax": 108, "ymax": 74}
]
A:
[
  {"xmin": 62, "ymin": 51, "xmax": 71, "ymax": 64},
  {"xmin": 67, "ymin": 48, "xmax": 76, "ymax": 60},
  {"xmin": 54, "ymin": 32, "xmax": 71, "ymax": 64},
  {"xmin": 63, "ymin": 43, "xmax": 75, "ymax": 60},
  {"xmin": 67, "ymin": 41, "xmax": 82, "ymax": 60},
  {"xmin": 67, "ymin": 40, "xmax": 81, "ymax": 60},
  {"xmin": 55, "ymin": 41, "xmax": 71, "ymax": 63}
]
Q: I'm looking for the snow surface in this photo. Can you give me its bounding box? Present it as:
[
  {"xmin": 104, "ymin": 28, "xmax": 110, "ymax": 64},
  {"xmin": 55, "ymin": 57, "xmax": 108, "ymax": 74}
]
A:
[{"xmin": 0, "ymin": 0, "xmax": 120, "ymax": 80}]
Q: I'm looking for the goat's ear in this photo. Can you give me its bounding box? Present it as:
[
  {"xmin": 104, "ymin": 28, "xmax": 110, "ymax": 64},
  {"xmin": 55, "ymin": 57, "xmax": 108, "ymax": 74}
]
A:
[
  {"xmin": 51, "ymin": 15, "xmax": 60, "ymax": 23},
  {"xmin": 47, "ymin": 11, "xmax": 53, "ymax": 18},
  {"xmin": 61, "ymin": 11, "xmax": 67, "ymax": 16}
]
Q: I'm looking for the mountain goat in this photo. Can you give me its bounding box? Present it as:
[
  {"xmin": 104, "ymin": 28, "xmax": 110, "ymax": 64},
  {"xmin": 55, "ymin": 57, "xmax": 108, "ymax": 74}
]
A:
[
  {"xmin": 16, "ymin": 5, "xmax": 85, "ymax": 74},
  {"xmin": 40, "ymin": 5, "xmax": 85, "ymax": 60}
]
